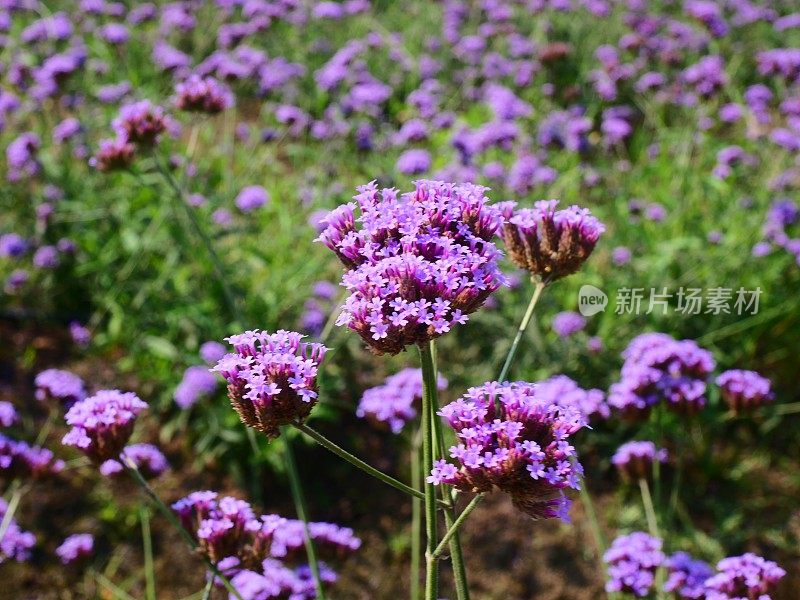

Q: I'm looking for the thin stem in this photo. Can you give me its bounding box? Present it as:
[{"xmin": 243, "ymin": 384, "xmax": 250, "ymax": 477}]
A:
[
  {"xmin": 432, "ymin": 495, "xmax": 483, "ymax": 559},
  {"xmin": 638, "ymin": 478, "xmax": 660, "ymax": 539},
  {"xmin": 667, "ymin": 442, "xmax": 684, "ymax": 532},
  {"xmin": 34, "ymin": 405, "xmax": 57, "ymax": 446},
  {"xmin": 410, "ymin": 429, "xmax": 422, "ymax": 600},
  {"xmin": 121, "ymin": 460, "xmax": 244, "ymax": 600},
  {"xmin": 153, "ymin": 160, "xmax": 241, "ymax": 324},
  {"xmin": 497, "ymin": 280, "xmax": 546, "ymax": 383},
  {"xmin": 0, "ymin": 480, "xmax": 23, "ymax": 544},
  {"xmin": 579, "ymin": 477, "xmax": 607, "ymax": 580},
  {"xmin": 283, "ymin": 437, "xmax": 326, "ymax": 600},
  {"xmin": 419, "ymin": 344, "xmax": 439, "ymax": 600},
  {"xmin": 93, "ymin": 570, "xmax": 137, "ymax": 600},
  {"xmin": 140, "ymin": 504, "xmax": 157, "ymax": 600},
  {"xmin": 201, "ymin": 577, "xmax": 214, "ymax": 600},
  {"xmin": 293, "ymin": 422, "xmax": 426, "ymax": 502}
]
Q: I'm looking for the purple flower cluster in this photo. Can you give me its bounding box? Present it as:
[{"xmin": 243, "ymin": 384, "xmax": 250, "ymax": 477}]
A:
[
  {"xmin": 174, "ymin": 75, "xmax": 234, "ymax": 114},
  {"xmin": 212, "ymin": 330, "xmax": 327, "ymax": 438},
  {"xmin": 230, "ymin": 558, "xmax": 337, "ymax": 600},
  {"xmin": 608, "ymin": 333, "xmax": 715, "ymax": 418},
  {"xmin": 428, "ymin": 381, "xmax": 586, "ymax": 521},
  {"xmin": 6, "ymin": 132, "xmax": 41, "ymax": 182},
  {"xmin": 172, "ymin": 491, "xmax": 359, "ymax": 595},
  {"xmin": 716, "ymin": 369, "xmax": 774, "ymax": 413},
  {"xmin": 200, "ymin": 341, "xmax": 228, "ymax": 365},
  {"xmin": 500, "ymin": 200, "xmax": 605, "ymax": 283},
  {"xmin": 604, "ymin": 532, "xmax": 665, "ymax": 597},
  {"xmin": 300, "ymin": 281, "xmax": 338, "ymax": 337},
  {"xmin": 235, "ymin": 185, "xmax": 269, "ymax": 214},
  {"xmin": 317, "ymin": 180, "xmax": 506, "ymax": 355},
  {"xmin": 533, "ymin": 375, "xmax": 609, "ymax": 421},
  {"xmin": 0, "ymin": 498, "xmax": 35, "ymax": 563},
  {"xmin": 357, "ymin": 368, "xmax": 448, "ymax": 433},
  {"xmin": 34, "ymin": 369, "xmax": 86, "ymax": 406},
  {"xmin": 704, "ymin": 553, "xmax": 786, "ymax": 600},
  {"xmin": 112, "ymin": 100, "xmax": 176, "ymax": 146},
  {"xmin": 99, "ymin": 443, "xmax": 168, "ymax": 479},
  {"xmin": 0, "ymin": 233, "xmax": 28, "ymax": 258},
  {"xmin": 89, "ymin": 137, "xmax": 135, "ymax": 172},
  {"xmin": 175, "ymin": 365, "xmax": 219, "ymax": 409},
  {"xmin": 55, "ymin": 533, "xmax": 94, "ymax": 565},
  {"xmin": 0, "ymin": 434, "xmax": 64, "ymax": 479},
  {"xmin": 0, "ymin": 402, "xmax": 19, "ymax": 428},
  {"xmin": 62, "ymin": 390, "xmax": 148, "ymax": 463},
  {"xmin": 663, "ymin": 551, "xmax": 714, "ymax": 599},
  {"xmin": 612, "ymin": 441, "xmax": 668, "ymax": 481},
  {"xmin": 551, "ymin": 311, "xmax": 587, "ymax": 338}
]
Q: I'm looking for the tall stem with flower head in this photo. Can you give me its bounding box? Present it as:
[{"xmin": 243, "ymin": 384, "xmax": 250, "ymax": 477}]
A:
[
  {"xmin": 418, "ymin": 343, "xmax": 440, "ymax": 600},
  {"xmin": 498, "ymin": 279, "xmax": 546, "ymax": 383}
]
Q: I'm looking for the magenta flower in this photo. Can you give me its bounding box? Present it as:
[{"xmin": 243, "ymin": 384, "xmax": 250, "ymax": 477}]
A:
[
  {"xmin": 55, "ymin": 533, "xmax": 94, "ymax": 565},
  {"xmin": 317, "ymin": 180, "xmax": 506, "ymax": 355},
  {"xmin": 500, "ymin": 200, "xmax": 604, "ymax": 283},
  {"xmin": 704, "ymin": 553, "xmax": 785, "ymax": 600},
  {"xmin": 428, "ymin": 381, "xmax": 585, "ymax": 521},
  {"xmin": 212, "ymin": 330, "xmax": 327, "ymax": 438},
  {"xmin": 34, "ymin": 369, "xmax": 86, "ymax": 406},
  {"xmin": 99, "ymin": 443, "xmax": 169, "ymax": 478},
  {"xmin": 112, "ymin": 100, "xmax": 176, "ymax": 146},
  {"xmin": 174, "ymin": 75, "xmax": 234, "ymax": 114},
  {"xmin": 612, "ymin": 441, "xmax": 668, "ymax": 481},
  {"xmin": 62, "ymin": 390, "xmax": 148, "ymax": 463},
  {"xmin": 716, "ymin": 369, "xmax": 774, "ymax": 413}
]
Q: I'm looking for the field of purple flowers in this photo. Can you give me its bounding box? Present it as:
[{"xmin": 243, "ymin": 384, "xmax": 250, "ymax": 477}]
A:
[{"xmin": 2, "ymin": 0, "xmax": 800, "ymax": 599}]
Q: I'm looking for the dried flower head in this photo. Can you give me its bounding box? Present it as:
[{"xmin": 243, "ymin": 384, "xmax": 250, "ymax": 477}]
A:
[
  {"xmin": 213, "ymin": 330, "xmax": 327, "ymax": 439},
  {"xmin": 499, "ymin": 200, "xmax": 604, "ymax": 283},
  {"xmin": 62, "ymin": 390, "xmax": 148, "ymax": 463},
  {"xmin": 317, "ymin": 180, "xmax": 506, "ymax": 354},
  {"xmin": 428, "ymin": 381, "xmax": 586, "ymax": 521}
]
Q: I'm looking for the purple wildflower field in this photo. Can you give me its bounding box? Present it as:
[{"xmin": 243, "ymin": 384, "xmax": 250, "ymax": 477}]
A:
[{"xmin": 1, "ymin": 0, "xmax": 800, "ymax": 598}]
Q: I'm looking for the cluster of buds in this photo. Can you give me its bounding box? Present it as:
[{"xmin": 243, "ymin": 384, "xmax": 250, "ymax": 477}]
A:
[
  {"xmin": 428, "ymin": 381, "xmax": 586, "ymax": 521},
  {"xmin": 499, "ymin": 200, "xmax": 604, "ymax": 283},
  {"xmin": 212, "ymin": 330, "xmax": 327, "ymax": 439},
  {"xmin": 61, "ymin": 390, "xmax": 148, "ymax": 463}
]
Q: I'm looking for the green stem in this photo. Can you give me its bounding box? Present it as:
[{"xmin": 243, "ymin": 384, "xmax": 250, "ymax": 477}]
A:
[
  {"xmin": 432, "ymin": 495, "xmax": 483, "ymax": 559},
  {"xmin": 410, "ymin": 429, "xmax": 422, "ymax": 600},
  {"xmin": 201, "ymin": 578, "xmax": 214, "ymax": 600},
  {"xmin": 579, "ymin": 477, "xmax": 607, "ymax": 579},
  {"xmin": 140, "ymin": 504, "xmax": 156, "ymax": 600},
  {"xmin": 638, "ymin": 478, "xmax": 660, "ymax": 539},
  {"xmin": 497, "ymin": 280, "xmax": 546, "ymax": 383},
  {"xmin": 121, "ymin": 460, "xmax": 244, "ymax": 600},
  {"xmin": 283, "ymin": 437, "xmax": 326, "ymax": 600},
  {"xmin": 0, "ymin": 480, "xmax": 23, "ymax": 545},
  {"xmin": 419, "ymin": 344, "xmax": 439, "ymax": 600},
  {"xmin": 293, "ymin": 422, "xmax": 426, "ymax": 502},
  {"xmin": 154, "ymin": 160, "xmax": 241, "ymax": 324}
]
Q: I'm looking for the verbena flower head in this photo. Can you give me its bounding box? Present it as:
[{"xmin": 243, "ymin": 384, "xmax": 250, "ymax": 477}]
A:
[
  {"xmin": 533, "ymin": 375, "xmax": 609, "ymax": 421},
  {"xmin": 0, "ymin": 498, "xmax": 35, "ymax": 563},
  {"xmin": 99, "ymin": 443, "xmax": 169, "ymax": 478},
  {"xmin": 55, "ymin": 533, "xmax": 94, "ymax": 565},
  {"xmin": 90, "ymin": 137, "xmax": 135, "ymax": 172},
  {"xmin": 0, "ymin": 233, "xmax": 28, "ymax": 258},
  {"xmin": 213, "ymin": 330, "xmax": 327, "ymax": 439},
  {"xmin": 608, "ymin": 333, "xmax": 715, "ymax": 419},
  {"xmin": 0, "ymin": 434, "xmax": 65, "ymax": 479},
  {"xmin": 429, "ymin": 381, "xmax": 586, "ymax": 521},
  {"xmin": 174, "ymin": 75, "xmax": 234, "ymax": 113},
  {"xmin": 604, "ymin": 532, "xmax": 665, "ymax": 597},
  {"xmin": 235, "ymin": 185, "xmax": 269, "ymax": 213},
  {"xmin": 200, "ymin": 341, "xmax": 228, "ymax": 365},
  {"xmin": 62, "ymin": 390, "xmax": 148, "ymax": 463},
  {"xmin": 704, "ymin": 553, "xmax": 785, "ymax": 600},
  {"xmin": 663, "ymin": 551, "xmax": 714, "ymax": 599},
  {"xmin": 551, "ymin": 311, "xmax": 586, "ymax": 338},
  {"xmin": 270, "ymin": 520, "xmax": 362, "ymax": 561},
  {"xmin": 175, "ymin": 365, "xmax": 219, "ymax": 409},
  {"xmin": 612, "ymin": 441, "xmax": 668, "ymax": 481},
  {"xmin": 34, "ymin": 368, "xmax": 86, "ymax": 406},
  {"xmin": 317, "ymin": 180, "xmax": 506, "ymax": 355},
  {"xmin": 112, "ymin": 100, "xmax": 175, "ymax": 145},
  {"xmin": 500, "ymin": 199, "xmax": 605, "ymax": 283},
  {"xmin": 357, "ymin": 368, "xmax": 447, "ymax": 433},
  {"xmin": 0, "ymin": 402, "xmax": 18, "ymax": 428},
  {"xmin": 716, "ymin": 369, "xmax": 774, "ymax": 413},
  {"xmin": 230, "ymin": 558, "xmax": 338, "ymax": 600}
]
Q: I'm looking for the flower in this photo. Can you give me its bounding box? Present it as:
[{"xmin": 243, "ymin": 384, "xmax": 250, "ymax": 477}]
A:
[
  {"xmin": 0, "ymin": 498, "xmax": 35, "ymax": 563},
  {"xmin": 175, "ymin": 365, "xmax": 219, "ymax": 409},
  {"xmin": 500, "ymin": 200, "xmax": 604, "ymax": 283},
  {"xmin": 213, "ymin": 330, "xmax": 327, "ymax": 438},
  {"xmin": 35, "ymin": 369, "xmax": 86, "ymax": 406},
  {"xmin": 396, "ymin": 149, "xmax": 432, "ymax": 175},
  {"xmin": 32, "ymin": 246, "xmax": 59, "ymax": 269},
  {"xmin": 174, "ymin": 75, "xmax": 234, "ymax": 113},
  {"xmin": 551, "ymin": 311, "xmax": 586, "ymax": 338},
  {"xmin": 0, "ymin": 233, "xmax": 28, "ymax": 258},
  {"xmin": 6, "ymin": 132, "xmax": 41, "ymax": 182},
  {"xmin": 200, "ymin": 341, "xmax": 228, "ymax": 365},
  {"xmin": 612, "ymin": 441, "xmax": 668, "ymax": 481},
  {"xmin": 428, "ymin": 381, "xmax": 585, "ymax": 521},
  {"xmin": 533, "ymin": 375, "xmax": 608, "ymax": 421},
  {"xmin": 608, "ymin": 333, "xmax": 715, "ymax": 418},
  {"xmin": 55, "ymin": 533, "xmax": 94, "ymax": 565},
  {"xmin": 0, "ymin": 434, "xmax": 64, "ymax": 479},
  {"xmin": 112, "ymin": 100, "xmax": 175, "ymax": 146},
  {"xmin": 663, "ymin": 551, "xmax": 713, "ymax": 599},
  {"xmin": 0, "ymin": 402, "xmax": 18, "ymax": 428},
  {"xmin": 99, "ymin": 443, "xmax": 169, "ymax": 478},
  {"xmin": 716, "ymin": 369, "xmax": 774, "ymax": 413},
  {"xmin": 90, "ymin": 137, "xmax": 135, "ymax": 172},
  {"xmin": 62, "ymin": 390, "xmax": 148, "ymax": 463},
  {"xmin": 704, "ymin": 553, "xmax": 785, "ymax": 600},
  {"xmin": 70, "ymin": 322, "xmax": 91, "ymax": 348},
  {"xmin": 604, "ymin": 532, "xmax": 665, "ymax": 597},
  {"xmin": 357, "ymin": 368, "xmax": 448, "ymax": 433},
  {"xmin": 235, "ymin": 185, "xmax": 269, "ymax": 213},
  {"xmin": 317, "ymin": 180, "xmax": 506, "ymax": 355}
]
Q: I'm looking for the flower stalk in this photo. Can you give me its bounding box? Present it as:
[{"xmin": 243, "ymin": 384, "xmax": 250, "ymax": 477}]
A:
[{"xmin": 418, "ymin": 343, "xmax": 440, "ymax": 600}]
